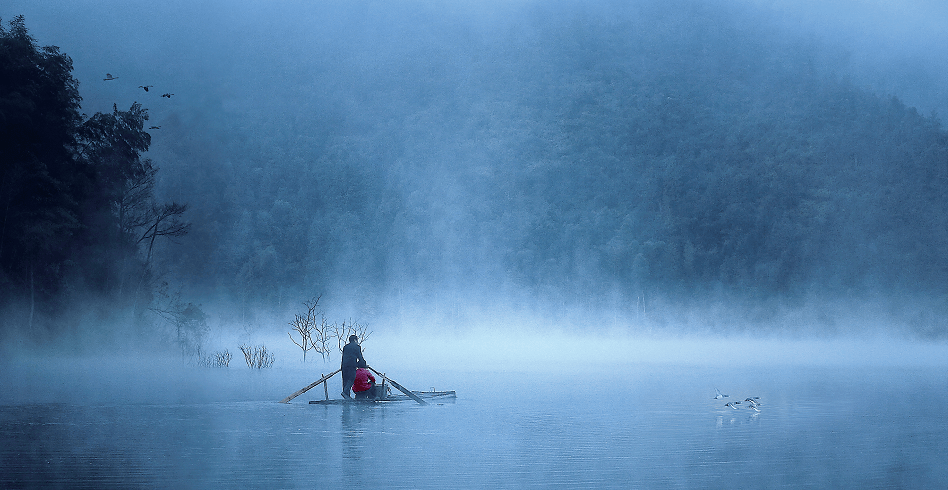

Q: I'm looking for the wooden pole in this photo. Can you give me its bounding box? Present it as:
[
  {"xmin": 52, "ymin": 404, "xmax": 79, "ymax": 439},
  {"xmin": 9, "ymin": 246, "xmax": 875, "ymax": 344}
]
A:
[
  {"xmin": 367, "ymin": 366, "xmax": 427, "ymax": 405},
  {"xmin": 279, "ymin": 368, "xmax": 341, "ymax": 403},
  {"xmin": 323, "ymin": 374, "xmax": 329, "ymax": 400}
]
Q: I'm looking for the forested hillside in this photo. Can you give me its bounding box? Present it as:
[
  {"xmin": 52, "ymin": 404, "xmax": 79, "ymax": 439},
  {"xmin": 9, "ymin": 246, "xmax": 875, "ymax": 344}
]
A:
[
  {"xmin": 3, "ymin": 0, "xmax": 948, "ymax": 340},
  {"xmin": 148, "ymin": 2, "xmax": 948, "ymax": 321}
]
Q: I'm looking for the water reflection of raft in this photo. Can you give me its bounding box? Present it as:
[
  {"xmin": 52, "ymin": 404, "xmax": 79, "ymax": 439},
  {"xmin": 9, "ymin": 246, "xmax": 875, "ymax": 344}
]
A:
[{"xmin": 308, "ymin": 390, "xmax": 457, "ymax": 405}]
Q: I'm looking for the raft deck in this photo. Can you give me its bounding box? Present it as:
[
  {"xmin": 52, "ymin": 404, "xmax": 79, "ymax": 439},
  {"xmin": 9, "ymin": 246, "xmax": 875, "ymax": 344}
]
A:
[{"xmin": 309, "ymin": 390, "xmax": 457, "ymax": 405}]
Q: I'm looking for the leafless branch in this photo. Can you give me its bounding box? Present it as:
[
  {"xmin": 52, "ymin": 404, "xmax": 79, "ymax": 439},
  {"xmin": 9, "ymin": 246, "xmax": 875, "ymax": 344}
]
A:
[
  {"xmin": 288, "ymin": 295, "xmax": 329, "ymax": 362},
  {"xmin": 334, "ymin": 319, "xmax": 372, "ymax": 354}
]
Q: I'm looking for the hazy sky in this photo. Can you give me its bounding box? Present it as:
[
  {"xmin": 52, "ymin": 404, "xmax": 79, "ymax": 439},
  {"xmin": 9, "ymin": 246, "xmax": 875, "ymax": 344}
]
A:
[
  {"xmin": 5, "ymin": 0, "xmax": 948, "ymax": 120},
  {"xmin": 0, "ymin": 0, "xmax": 948, "ymax": 124}
]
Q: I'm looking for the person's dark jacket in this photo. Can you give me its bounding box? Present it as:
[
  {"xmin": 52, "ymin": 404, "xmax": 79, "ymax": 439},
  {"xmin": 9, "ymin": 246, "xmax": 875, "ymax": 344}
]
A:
[{"xmin": 341, "ymin": 341, "xmax": 363, "ymax": 369}]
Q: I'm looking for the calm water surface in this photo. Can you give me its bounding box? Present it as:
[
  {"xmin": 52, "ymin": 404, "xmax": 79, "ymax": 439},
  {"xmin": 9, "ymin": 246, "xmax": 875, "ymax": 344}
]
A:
[{"xmin": 2, "ymin": 363, "xmax": 947, "ymax": 488}]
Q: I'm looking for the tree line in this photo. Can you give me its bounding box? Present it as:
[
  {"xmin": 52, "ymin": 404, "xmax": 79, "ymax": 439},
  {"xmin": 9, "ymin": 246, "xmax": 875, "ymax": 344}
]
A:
[{"xmin": 149, "ymin": 0, "xmax": 948, "ymax": 325}]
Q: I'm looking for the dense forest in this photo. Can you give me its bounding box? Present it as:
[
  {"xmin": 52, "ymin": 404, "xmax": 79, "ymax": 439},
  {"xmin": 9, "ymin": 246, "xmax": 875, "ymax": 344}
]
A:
[
  {"xmin": 3, "ymin": 0, "xmax": 948, "ymax": 344},
  {"xmin": 0, "ymin": 16, "xmax": 190, "ymax": 344}
]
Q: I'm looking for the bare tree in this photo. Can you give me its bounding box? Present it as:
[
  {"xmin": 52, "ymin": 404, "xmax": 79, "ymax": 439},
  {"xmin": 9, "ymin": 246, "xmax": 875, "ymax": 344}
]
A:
[
  {"xmin": 115, "ymin": 162, "xmax": 156, "ymax": 297},
  {"xmin": 151, "ymin": 294, "xmax": 208, "ymax": 357},
  {"xmin": 133, "ymin": 203, "xmax": 190, "ymax": 313},
  {"xmin": 118, "ymin": 160, "xmax": 157, "ymax": 238},
  {"xmin": 138, "ymin": 202, "xmax": 190, "ymax": 266},
  {"xmin": 313, "ymin": 315, "xmax": 334, "ymax": 361},
  {"xmin": 288, "ymin": 295, "xmax": 333, "ymax": 362},
  {"xmin": 334, "ymin": 319, "xmax": 372, "ymax": 354}
]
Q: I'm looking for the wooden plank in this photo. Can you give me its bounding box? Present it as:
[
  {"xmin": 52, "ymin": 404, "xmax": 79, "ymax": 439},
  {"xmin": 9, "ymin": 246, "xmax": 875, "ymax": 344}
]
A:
[
  {"xmin": 368, "ymin": 366, "xmax": 427, "ymax": 405},
  {"xmin": 308, "ymin": 391, "xmax": 455, "ymax": 405},
  {"xmin": 386, "ymin": 390, "xmax": 456, "ymax": 401},
  {"xmin": 279, "ymin": 368, "xmax": 341, "ymax": 403},
  {"xmin": 309, "ymin": 398, "xmax": 380, "ymax": 405}
]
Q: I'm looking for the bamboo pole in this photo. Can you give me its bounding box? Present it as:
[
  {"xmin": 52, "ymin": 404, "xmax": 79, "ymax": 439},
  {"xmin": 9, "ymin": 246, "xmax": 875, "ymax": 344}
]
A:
[
  {"xmin": 279, "ymin": 368, "xmax": 341, "ymax": 403},
  {"xmin": 367, "ymin": 366, "xmax": 427, "ymax": 405}
]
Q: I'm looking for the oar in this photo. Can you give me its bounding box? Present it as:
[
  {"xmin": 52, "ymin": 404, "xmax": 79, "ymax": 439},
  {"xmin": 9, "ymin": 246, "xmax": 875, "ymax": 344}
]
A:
[
  {"xmin": 368, "ymin": 366, "xmax": 427, "ymax": 405},
  {"xmin": 279, "ymin": 368, "xmax": 341, "ymax": 403}
]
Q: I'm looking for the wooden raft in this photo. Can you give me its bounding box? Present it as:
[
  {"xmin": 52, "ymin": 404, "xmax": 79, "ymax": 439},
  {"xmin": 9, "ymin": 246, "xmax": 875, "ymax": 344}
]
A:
[{"xmin": 279, "ymin": 366, "xmax": 438, "ymax": 405}]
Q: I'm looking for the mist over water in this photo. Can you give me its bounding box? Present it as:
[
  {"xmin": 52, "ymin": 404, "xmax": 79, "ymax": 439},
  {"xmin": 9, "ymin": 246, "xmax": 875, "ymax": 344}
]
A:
[{"xmin": 3, "ymin": 326, "xmax": 946, "ymax": 410}]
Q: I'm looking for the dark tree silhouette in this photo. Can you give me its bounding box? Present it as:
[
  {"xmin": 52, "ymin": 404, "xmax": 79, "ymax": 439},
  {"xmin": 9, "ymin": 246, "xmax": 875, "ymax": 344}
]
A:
[
  {"xmin": 139, "ymin": 203, "xmax": 190, "ymax": 265},
  {"xmin": 0, "ymin": 17, "xmax": 190, "ymax": 339},
  {"xmin": 0, "ymin": 16, "xmax": 84, "ymax": 330}
]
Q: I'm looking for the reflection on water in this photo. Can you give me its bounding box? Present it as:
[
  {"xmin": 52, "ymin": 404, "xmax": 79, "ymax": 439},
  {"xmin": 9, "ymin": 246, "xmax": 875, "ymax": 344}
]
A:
[{"xmin": 2, "ymin": 364, "xmax": 947, "ymax": 488}]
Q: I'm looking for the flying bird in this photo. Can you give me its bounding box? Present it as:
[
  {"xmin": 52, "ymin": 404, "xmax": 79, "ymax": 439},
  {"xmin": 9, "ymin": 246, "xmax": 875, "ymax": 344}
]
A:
[
  {"xmin": 724, "ymin": 402, "xmax": 739, "ymax": 409},
  {"xmin": 714, "ymin": 388, "xmax": 729, "ymax": 400},
  {"xmin": 139, "ymin": 85, "xmax": 154, "ymax": 92},
  {"xmin": 149, "ymin": 126, "xmax": 161, "ymax": 130},
  {"xmin": 161, "ymin": 93, "xmax": 174, "ymax": 98},
  {"xmin": 103, "ymin": 73, "xmax": 118, "ymax": 80}
]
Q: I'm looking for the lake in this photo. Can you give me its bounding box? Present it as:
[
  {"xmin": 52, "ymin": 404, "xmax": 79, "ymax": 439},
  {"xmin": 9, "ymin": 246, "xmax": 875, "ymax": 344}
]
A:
[{"xmin": 2, "ymin": 355, "xmax": 947, "ymax": 488}]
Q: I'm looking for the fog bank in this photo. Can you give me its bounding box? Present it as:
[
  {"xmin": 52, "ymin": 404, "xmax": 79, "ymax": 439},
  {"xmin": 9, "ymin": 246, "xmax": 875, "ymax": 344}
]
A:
[{"xmin": 3, "ymin": 329, "xmax": 945, "ymax": 407}]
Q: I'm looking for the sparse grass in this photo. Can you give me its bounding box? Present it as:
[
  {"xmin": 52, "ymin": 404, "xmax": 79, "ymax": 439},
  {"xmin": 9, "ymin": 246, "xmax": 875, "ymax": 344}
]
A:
[
  {"xmin": 239, "ymin": 344, "xmax": 275, "ymax": 369},
  {"xmin": 197, "ymin": 348, "xmax": 232, "ymax": 368}
]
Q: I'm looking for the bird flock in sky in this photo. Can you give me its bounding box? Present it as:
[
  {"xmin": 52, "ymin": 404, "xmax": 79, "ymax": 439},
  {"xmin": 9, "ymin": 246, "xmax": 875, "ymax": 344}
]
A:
[{"xmin": 103, "ymin": 74, "xmax": 173, "ymax": 130}]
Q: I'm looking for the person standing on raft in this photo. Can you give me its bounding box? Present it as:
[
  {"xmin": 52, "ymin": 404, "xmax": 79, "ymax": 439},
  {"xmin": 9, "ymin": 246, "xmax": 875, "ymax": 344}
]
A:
[{"xmin": 340, "ymin": 334, "xmax": 364, "ymax": 399}]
